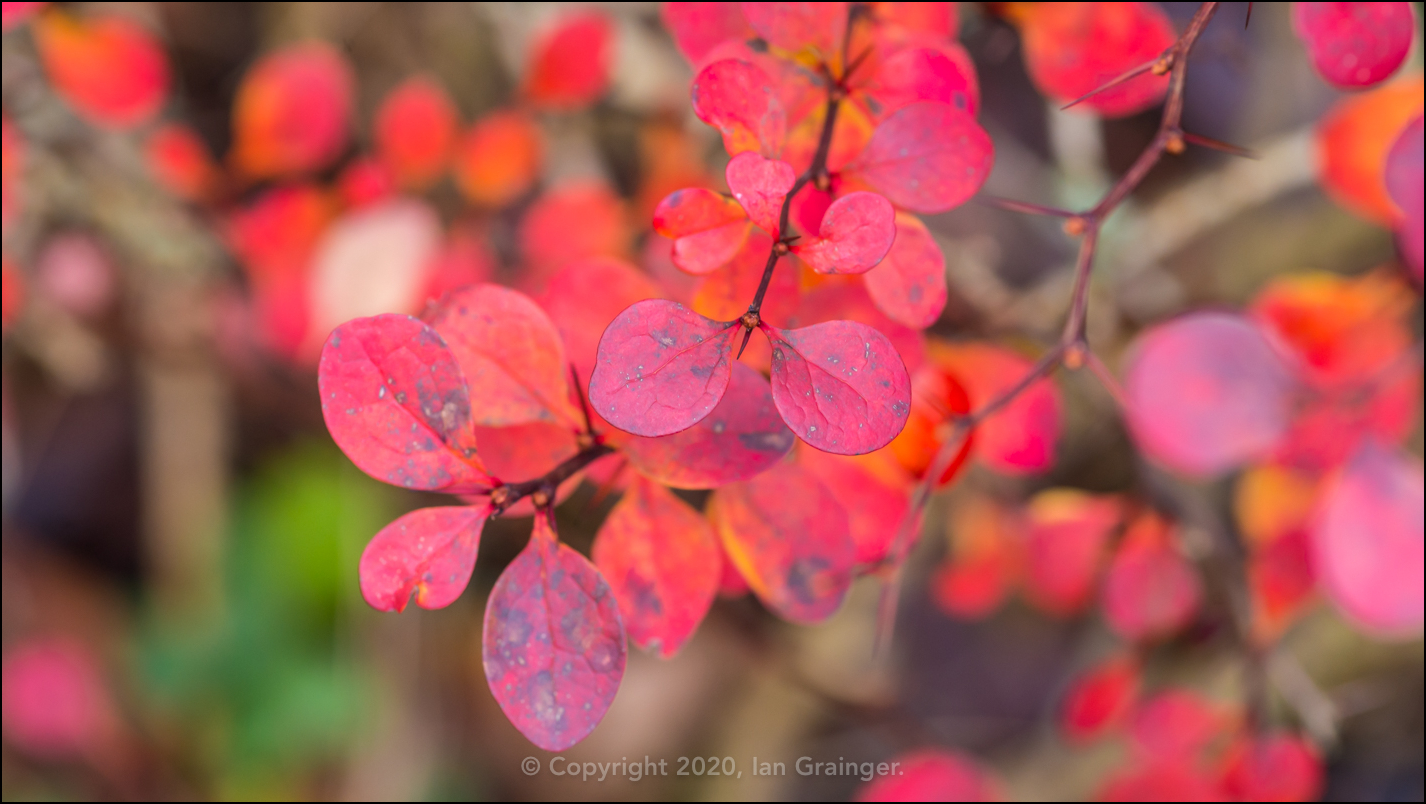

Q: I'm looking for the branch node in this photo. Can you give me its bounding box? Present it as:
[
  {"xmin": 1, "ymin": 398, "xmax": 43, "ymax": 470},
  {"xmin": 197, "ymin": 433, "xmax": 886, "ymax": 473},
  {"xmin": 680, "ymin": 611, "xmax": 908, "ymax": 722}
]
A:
[
  {"xmin": 575, "ymin": 432, "xmax": 596, "ymax": 451},
  {"xmin": 813, "ymin": 172, "xmax": 831, "ymax": 192},
  {"xmin": 1063, "ymin": 216, "xmax": 1088, "ymax": 236},
  {"xmin": 1063, "ymin": 342, "xmax": 1087, "ymax": 370},
  {"xmin": 1151, "ymin": 54, "xmax": 1174, "ymax": 76},
  {"xmin": 1165, "ymin": 131, "xmax": 1186, "ymax": 155},
  {"xmin": 489, "ymin": 486, "xmax": 511, "ymax": 509},
  {"xmin": 531, "ymin": 487, "xmax": 552, "ymax": 510},
  {"xmin": 773, "ymin": 241, "xmax": 791, "ymax": 256}
]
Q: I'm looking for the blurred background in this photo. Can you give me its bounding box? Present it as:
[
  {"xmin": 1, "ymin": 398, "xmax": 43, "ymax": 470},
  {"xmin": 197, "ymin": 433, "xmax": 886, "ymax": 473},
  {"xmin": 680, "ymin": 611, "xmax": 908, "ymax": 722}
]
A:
[{"xmin": 1, "ymin": 2, "xmax": 1422, "ymax": 800}]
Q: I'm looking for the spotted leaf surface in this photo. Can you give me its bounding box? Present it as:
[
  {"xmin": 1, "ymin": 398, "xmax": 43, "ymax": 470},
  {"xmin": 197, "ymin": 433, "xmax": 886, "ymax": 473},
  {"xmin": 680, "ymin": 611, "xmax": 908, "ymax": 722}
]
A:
[
  {"xmin": 867, "ymin": 44, "xmax": 981, "ymax": 118},
  {"xmin": 845, "ymin": 101, "xmax": 992, "ymax": 213},
  {"xmin": 1292, "ymin": 2, "xmax": 1414, "ymax": 89},
  {"xmin": 483, "ymin": 512, "xmax": 625, "ymax": 752},
  {"xmin": 766, "ymin": 319, "xmax": 911, "ymax": 454},
  {"xmin": 1124, "ymin": 312, "xmax": 1298, "ymax": 477},
  {"xmin": 622, "ymin": 362, "xmax": 793, "ymax": 488},
  {"xmin": 725, "ymin": 151, "xmax": 796, "ymax": 236},
  {"xmin": 863, "ymin": 213, "xmax": 947, "ymax": 328},
  {"xmin": 593, "ymin": 477, "xmax": 720, "ymax": 657},
  {"xmin": 691, "ymin": 59, "xmax": 786, "ymax": 157},
  {"xmin": 711, "ymin": 461, "xmax": 854, "ymax": 623},
  {"xmin": 428, "ymin": 284, "xmax": 578, "ymax": 427},
  {"xmin": 1312, "ymin": 440, "xmax": 1424, "ymax": 636},
  {"xmin": 318, "ymin": 314, "xmax": 491, "ymax": 493},
  {"xmin": 359, "ymin": 504, "xmax": 489, "ymax": 612},
  {"xmin": 588, "ymin": 300, "xmax": 739, "ymax": 437}
]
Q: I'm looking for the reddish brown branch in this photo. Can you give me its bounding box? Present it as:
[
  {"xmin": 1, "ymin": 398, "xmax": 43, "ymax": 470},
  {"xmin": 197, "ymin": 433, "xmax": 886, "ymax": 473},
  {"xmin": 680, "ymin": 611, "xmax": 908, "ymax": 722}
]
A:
[{"xmin": 875, "ymin": 1, "xmax": 1223, "ymax": 653}]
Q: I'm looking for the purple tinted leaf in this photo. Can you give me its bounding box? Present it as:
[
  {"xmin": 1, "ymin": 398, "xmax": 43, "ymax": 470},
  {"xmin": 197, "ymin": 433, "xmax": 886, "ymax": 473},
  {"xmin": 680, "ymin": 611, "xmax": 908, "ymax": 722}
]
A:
[
  {"xmin": 1385, "ymin": 115, "xmax": 1423, "ymax": 283},
  {"xmin": 764, "ymin": 319, "xmax": 912, "ymax": 455},
  {"xmin": 622, "ymin": 361, "xmax": 795, "ymax": 488},
  {"xmin": 1292, "ymin": 2, "xmax": 1415, "ymax": 89},
  {"xmin": 360, "ymin": 504, "xmax": 489, "ymax": 612},
  {"xmin": 588, "ymin": 299, "xmax": 739, "ymax": 437},
  {"xmin": 483, "ymin": 511, "xmax": 626, "ymax": 751},
  {"xmin": 318, "ymin": 314, "xmax": 492, "ymax": 493},
  {"xmin": 791, "ymin": 191, "xmax": 896, "ymax": 275}
]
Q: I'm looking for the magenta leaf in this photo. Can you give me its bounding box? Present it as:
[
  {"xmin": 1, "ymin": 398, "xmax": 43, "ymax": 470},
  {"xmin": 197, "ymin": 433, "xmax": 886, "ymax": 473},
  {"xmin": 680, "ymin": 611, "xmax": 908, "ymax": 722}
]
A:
[
  {"xmin": 653, "ymin": 187, "xmax": 750, "ymax": 275},
  {"xmin": 1292, "ymin": 2, "xmax": 1415, "ymax": 89},
  {"xmin": 622, "ymin": 361, "xmax": 794, "ymax": 488},
  {"xmin": 725, "ymin": 151, "xmax": 796, "ymax": 236},
  {"xmin": 588, "ymin": 299, "xmax": 739, "ymax": 437},
  {"xmin": 691, "ymin": 59, "xmax": 785, "ymax": 157},
  {"xmin": 845, "ymin": 101, "xmax": 993, "ymax": 213},
  {"xmin": 740, "ymin": 2, "xmax": 847, "ymax": 59},
  {"xmin": 711, "ymin": 461, "xmax": 855, "ymax": 624},
  {"xmin": 791, "ymin": 191, "xmax": 896, "ymax": 275},
  {"xmin": 863, "ymin": 212, "xmax": 947, "ymax": 328},
  {"xmin": 1312, "ymin": 440, "xmax": 1424, "ymax": 636},
  {"xmin": 359, "ymin": 504, "xmax": 490, "ymax": 612},
  {"xmin": 867, "ymin": 44, "xmax": 981, "ymax": 118},
  {"xmin": 483, "ymin": 511, "xmax": 626, "ymax": 752},
  {"xmin": 318, "ymin": 314, "xmax": 492, "ymax": 493},
  {"xmin": 662, "ymin": 2, "xmax": 754, "ymax": 65},
  {"xmin": 1123, "ymin": 312, "xmax": 1299, "ymax": 477},
  {"xmin": 764, "ymin": 319, "xmax": 911, "ymax": 454}
]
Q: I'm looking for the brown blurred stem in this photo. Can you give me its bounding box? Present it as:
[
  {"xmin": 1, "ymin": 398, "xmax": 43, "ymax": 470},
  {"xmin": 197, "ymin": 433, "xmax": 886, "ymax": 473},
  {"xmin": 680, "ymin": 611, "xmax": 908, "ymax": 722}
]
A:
[{"xmin": 875, "ymin": 1, "xmax": 1224, "ymax": 654}]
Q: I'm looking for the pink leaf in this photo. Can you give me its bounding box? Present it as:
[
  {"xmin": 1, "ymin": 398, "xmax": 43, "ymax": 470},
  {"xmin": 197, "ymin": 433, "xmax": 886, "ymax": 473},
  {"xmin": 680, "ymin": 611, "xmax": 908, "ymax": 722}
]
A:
[
  {"xmin": 662, "ymin": 2, "xmax": 755, "ymax": 65},
  {"xmin": 792, "ymin": 191, "xmax": 897, "ymax": 275},
  {"xmin": 710, "ymin": 461, "xmax": 855, "ymax": 623},
  {"xmin": 537, "ymin": 256, "xmax": 662, "ymax": 381},
  {"xmin": 230, "ymin": 42, "xmax": 353, "ymax": 179},
  {"xmin": 593, "ymin": 476, "xmax": 720, "ymax": 657},
  {"xmin": 691, "ymin": 59, "xmax": 786, "ymax": 157},
  {"xmin": 725, "ymin": 151, "xmax": 797, "ymax": 236},
  {"xmin": 931, "ymin": 342, "xmax": 1060, "ymax": 473},
  {"xmin": 359, "ymin": 504, "xmax": 489, "ymax": 612},
  {"xmin": 1312, "ymin": 440, "xmax": 1424, "ymax": 636},
  {"xmin": 318, "ymin": 314, "xmax": 491, "ymax": 493},
  {"xmin": 1130, "ymin": 689, "xmax": 1228, "ymax": 761},
  {"xmin": 588, "ymin": 299, "xmax": 738, "ymax": 436},
  {"xmin": 867, "ymin": 43, "xmax": 981, "ymax": 118},
  {"xmin": 523, "ymin": 11, "xmax": 614, "ymax": 111},
  {"xmin": 1386, "ymin": 116, "xmax": 1424, "ymax": 283},
  {"xmin": 863, "ymin": 212, "xmax": 947, "ymax": 328},
  {"xmin": 845, "ymin": 101, "xmax": 992, "ymax": 213},
  {"xmin": 858, "ymin": 749, "xmax": 1000, "ymax": 802},
  {"xmin": 798, "ymin": 445, "xmax": 912, "ymax": 566},
  {"xmin": 740, "ymin": 2, "xmax": 848, "ymax": 59},
  {"xmin": 1061, "ymin": 654, "xmax": 1141, "ymax": 743},
  {"xmin": 1102, "ymin": 514, "xmax": 1202, "ymax": 641},
  {"xmin": 1, "ymin": 638, "xmax": 113, "ymax": 759},
  {"xmin": 483, "ymin": 511, "xmax": 625, "ymax": 751},
  {"xmin": 1022, "ymin": 489, "xmax": 1122, "ymax": 617},
  {"xmin": 427, "ymin": 284, "xmax": 579, "ymax": 427},
  {"xmin": 471, "ymin": 422, "xmax": 578, "ymax": 484},
  {"xmin": 765, "ymin": 319, "xmax": 911, "ymax": 454},
  {"xmin": 1124, "ymin": 312, "xmax": 1299, "ymax": 477},
  {"xmin": 1221, "ymin": 733, "xmax": 1324, "ymax": 802},
  {"xmin": 622, "ymin": 361, "xmax": 794, "ymax": 488},
  {"xmin": 34, "ymin": 11, "xmax": 169, "ymax": 130},
  {"xmin": 653, "ymin": 187, "xmax": 751, "ymax": 275},
  {"xmin": 1292, "ymin": 2, "xmax": 1415, "ymax": 89}
]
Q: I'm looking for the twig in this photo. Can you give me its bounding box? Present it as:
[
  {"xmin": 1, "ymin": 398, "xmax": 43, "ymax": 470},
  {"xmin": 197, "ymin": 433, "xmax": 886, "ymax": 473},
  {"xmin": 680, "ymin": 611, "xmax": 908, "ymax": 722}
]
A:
[{"xmin": 874, "ymin": 2, "xmax": 1224, "ymax": 654}]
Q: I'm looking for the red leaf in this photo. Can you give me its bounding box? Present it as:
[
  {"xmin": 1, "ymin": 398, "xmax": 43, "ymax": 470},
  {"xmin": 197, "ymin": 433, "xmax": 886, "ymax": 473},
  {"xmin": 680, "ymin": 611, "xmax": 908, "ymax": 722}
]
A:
[
  {"xmin": 1061, "ymin": 654, "xmax": 1140, "ymax": 743},
  {"xmin": 798, "ymin": 445, "xmax": 912, "ymax": 566},
  {"xmin": 1022, "ymin": 489, "xmax": 1121, "ymax": 617},
  {"xmin": 145, "ymin": 123, "xmax": 219, "ymax": 202},
  {"xmin": 693, "ymin": 229, "xmax": 801, "ymax": 324},
  {"xmin": 710, "ymin": 461, "xmax": 855, "ymax": 623},
  {"xmin": 765, "ymin": 319, "xmax": 911, "ymax": 455},
  {"xmin": 428, "ymin": 284, "xmax": 579, "ymax": 428},
  {"xmin": 844, "ymin": 101, "xmax": 992, "ymax": 213},
  {"xmin": 1020, "ymin": 2, "xmax": 1176, "ymax": 118},
  {"xmin": 336, "ymin": 157, "xmax": 395, "ymax": 208},
  {"xmin": 889, "ymin": 364, "xmax": 974, "ymax": 487},
  {"xmin": 519, "ymin": 181, "xmax": 627, "ymax": 279},
  {"xmin": 1292, "ymin": 2, "xmax": 1414, "ymax": 89},
  {"xmin": 662, "ymin": 2, "xmax": 754, "ymax": 65},
  {"xmin": 1124, "ymin": 312, "xmax": 1298, "ymax": 477},
  {"xmin": 863, "ymin": 212, "xmax": 947, "ymax": 328},
  {"xmin": 231, "ymin": 42, "xmax": 353, "ymax": 179},
  {"xmin": 653, "ymin": 187, "xmax": 751, "ymax": 275},
  {"xmin": 1312, "ymin": 440, "xmax": 1424, "ymax": 636},
  {"xmin": 741, "ymin": 2, "xmax": 848, "ymax": 60},
  {"xmin": 593, "ymin": 476, "xmax": 720, "ymax": 657},
  {"xmin": 318, "ymin": 314, "xmax": 491, "ymax": 493},
  {"xmin": 1386, "ymin": 116, "xmax": 1424, "ymax": 283},
  {"xmin": 622, "ymin": 362, "xmax": 794, "ymax": 488},
  {"xmin": 1314, "ymin": 76, "xmax": 1423, "ymax": 225},
  {"xmin": 34, "ymin": 10, "xmax": 169, "ymax": 129},
  {"xmin": 1, "ymin": 257, "xmax": 24, "ymax": 333},
  {"xmin": 793, "ymin": 279, "xmax": 928, "ymax": 374},
  {"xmin": 1, "ymin": 638, "xmax": 113, "ymax": 759},
  {"xmin": 453, "ymin": 110, "xmax": 543, "ymax": 208},
  {"xmin": 725, "ymin": 151, "xmax": 797, "ymax": 236},
  {"xmin": 691, "ymin": 59, "xmax": 786, "ymax": 157},
  {"xmin": 1248, "ymin": 528, "xmax": 1316, "ymax": 642},
  {"xmin": 523, "ymin": 11, "xmax": 614, "ymax": 111},
  {"xmin": 932, "ymin": 495, "xmax": 1020, "ymax": 619},
  {"xmin": 483, "ymin": 511, "xmax": 625, "ymax": 751},
  {"xmin": 1100, "ymin": 761, "xmax": 1227, "ymax": 802},
  {"xmin": 1130, "ymin": 689, "xmax": 1230, "ymax": 761},
  {"xmin": 374, "ymin": 76, "xmax": 458, "ymax": 190},
  {"xmin": 792, "ymin": 191, "xmax": 896, "ymax": 275},
  {"xmin": 537, "ymin": 256, "xmax": 661, "ymax": 381},
  {"xmin": 359, "ymin": 504, "xmax": 489, "ymax": 612},
  {"xmin": 866, "ymin": 43, "xmax": 980, "ymax": 118},
  {"xmin": 857, "ymin": 748, "xmax": 1000, "ymax": 802},
  {"xmin": 930, "ymin": 342, "xmax": 1060, "ymax": 474},
  {"xmin": 471, "ymin": 422, "xmax": 578, "ymax": 484},
  {"xmin": 1103, "ymin": 514, "xmax": 1202, "ymax": 641},
  {"xmin": 1220, "ymin": 732, "xmax": 1324, "ymax": 802},
  {"xmin": 2, "ymin": 117, "xmax": 22, "ymax": 231},
  {"xmin": 588, "ymin": 299, "xmax": 738, "ymax": 437}
]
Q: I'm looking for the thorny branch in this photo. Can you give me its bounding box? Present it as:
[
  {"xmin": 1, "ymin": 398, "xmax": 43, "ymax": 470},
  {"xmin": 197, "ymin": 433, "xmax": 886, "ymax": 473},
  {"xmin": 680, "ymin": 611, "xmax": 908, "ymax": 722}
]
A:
[{"xmin": 875, "ymin": 1, "xmax": 1227, "ymax": 654}]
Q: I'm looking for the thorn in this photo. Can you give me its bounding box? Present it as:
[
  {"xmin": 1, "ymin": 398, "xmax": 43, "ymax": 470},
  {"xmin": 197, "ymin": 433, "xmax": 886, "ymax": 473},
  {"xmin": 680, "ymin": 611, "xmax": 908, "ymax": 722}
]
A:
[
  {"xmin": 1060, "ymin": 56, "xmax": 1161, "ymax": 111},
  {"xmin": 735, "ymin": 325, "xmax": 754, "ymax": 359},
  {"xmin": 981, "ymin": 196, "xmax": 1076, "ymax": 218},
  {"xmin": 1183, "ymin": 132, "xmax": 1259, "ymax": 159},
  {"xmin": 1245, "ymin": 2, "xmax": 1253, "ymax": 29}
]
